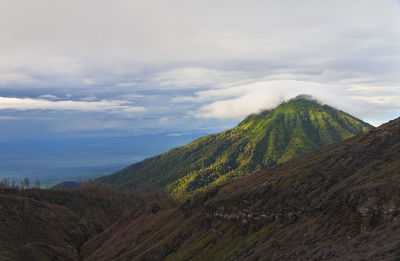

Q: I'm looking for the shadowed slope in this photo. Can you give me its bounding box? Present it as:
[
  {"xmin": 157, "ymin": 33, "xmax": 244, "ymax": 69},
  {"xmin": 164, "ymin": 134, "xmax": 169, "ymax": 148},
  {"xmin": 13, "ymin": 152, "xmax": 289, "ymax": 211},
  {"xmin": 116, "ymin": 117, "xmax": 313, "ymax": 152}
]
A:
[{"xmin": 0, "ymin": 187, "xmax": 140, "ymax": 261}]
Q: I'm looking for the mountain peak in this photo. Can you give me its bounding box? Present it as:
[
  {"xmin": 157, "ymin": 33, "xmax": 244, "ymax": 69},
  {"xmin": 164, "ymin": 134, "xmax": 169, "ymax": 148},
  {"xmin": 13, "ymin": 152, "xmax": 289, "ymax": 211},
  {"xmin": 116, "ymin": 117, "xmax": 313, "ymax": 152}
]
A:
[
  {"xmin": 239, "ymin": 94, "xmax": 322, "ymax": 126},
  {"xmin": 238, "ymin": 94, "xmax": 322, "ymax": 127},
  {"xmin": 291, "ymin": 93, "xmax": 317, "ymax": 101}
]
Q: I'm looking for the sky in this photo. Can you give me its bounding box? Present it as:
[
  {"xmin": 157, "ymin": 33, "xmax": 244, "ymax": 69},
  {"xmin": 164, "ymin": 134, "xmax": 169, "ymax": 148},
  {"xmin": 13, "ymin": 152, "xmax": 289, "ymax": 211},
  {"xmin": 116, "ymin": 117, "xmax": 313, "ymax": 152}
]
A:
[{"xmin": 0, "ymin": 0, "xmax": 399, "ymax": 139}]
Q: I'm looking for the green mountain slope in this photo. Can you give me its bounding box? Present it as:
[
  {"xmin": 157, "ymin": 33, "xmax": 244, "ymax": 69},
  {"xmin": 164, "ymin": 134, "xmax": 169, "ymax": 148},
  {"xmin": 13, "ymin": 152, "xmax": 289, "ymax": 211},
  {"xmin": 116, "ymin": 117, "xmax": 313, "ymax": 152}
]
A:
[
  {"xmin": 83, "ymin": 117, "xmax": 400, "ymax": 261},
  {"xmin": 97, "ymin": 95, "xmax": 373, "ymax": 197}
]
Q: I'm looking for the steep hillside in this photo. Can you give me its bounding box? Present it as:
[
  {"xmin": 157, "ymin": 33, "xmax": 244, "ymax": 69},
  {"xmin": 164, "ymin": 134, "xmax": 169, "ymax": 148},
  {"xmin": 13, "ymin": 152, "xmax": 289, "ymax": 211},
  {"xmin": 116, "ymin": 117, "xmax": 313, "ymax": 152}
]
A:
[
  {"xmin": 97, "ymin": 95, "xmax": 372, "ymax": 197},
  {"xmin": 0, "ymin": 187, "xmax": 140, "ymax": 261},
  {"xmin": 81, "ymin": 117, "xmax": 400, "ymax": 261}
]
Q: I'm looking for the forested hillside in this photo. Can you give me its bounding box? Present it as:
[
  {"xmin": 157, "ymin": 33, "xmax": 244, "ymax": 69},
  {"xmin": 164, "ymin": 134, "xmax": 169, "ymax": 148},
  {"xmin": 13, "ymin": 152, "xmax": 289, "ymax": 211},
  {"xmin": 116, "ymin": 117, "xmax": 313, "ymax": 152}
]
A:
[{"xmin": 97, "ymin": 95, "xmax": 372, "ymax": 197}]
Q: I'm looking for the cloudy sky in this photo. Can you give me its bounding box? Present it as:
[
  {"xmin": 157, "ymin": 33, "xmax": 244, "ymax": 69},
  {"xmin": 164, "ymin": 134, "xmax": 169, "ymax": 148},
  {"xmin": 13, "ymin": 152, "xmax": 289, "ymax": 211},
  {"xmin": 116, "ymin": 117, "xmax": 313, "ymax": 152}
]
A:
[{"xmin": 0, "ymin": 0, "xmax": 399, "ymax": 139}]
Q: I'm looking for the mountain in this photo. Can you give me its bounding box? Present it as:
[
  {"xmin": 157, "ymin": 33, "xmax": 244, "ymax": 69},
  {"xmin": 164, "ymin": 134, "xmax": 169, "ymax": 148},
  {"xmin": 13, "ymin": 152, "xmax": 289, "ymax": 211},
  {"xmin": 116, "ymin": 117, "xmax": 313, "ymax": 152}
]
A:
[
  {"xmin": 81, "ymin": 117, "xmax": 400, "ymax": 261},
  {"xmin": 97, "ymin": 95, "xmax": 373, "ymax": 197},
  {"xmin": 1, "ymin": 116, "xmax": 398, "ymax": 260}
]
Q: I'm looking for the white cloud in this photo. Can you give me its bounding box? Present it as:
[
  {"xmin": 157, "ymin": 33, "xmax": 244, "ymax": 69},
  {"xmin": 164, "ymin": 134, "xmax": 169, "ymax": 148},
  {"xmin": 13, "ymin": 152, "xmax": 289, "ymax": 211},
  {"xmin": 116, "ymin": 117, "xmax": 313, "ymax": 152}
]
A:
[
  {"xmin": 83, "ymin": 78, "xmax": 95, "ymax": 85},
  {"xmin": 158, "ymin": 117, "xmax": 170, "ymax": 125},
  {"xmin": 80, "ymin": 95, "xmax": 97, "ymax": 101},
  {"xmin": 120, "ymin": 107, "xmax": 146, "ymax": 113},
  {"xmin": 0, "ymin": 73, "xmax": 37, "ymax": 86},
  {"xmin": 188, "ymin": 80, "xmax": 400, "ymax": 125},
  {"xmin": 38, "ymin": 94, "xmax": 60, "ymax": 100},
  {"xmin": 167, "ymin": 133, "xmax": 183, "ymax": 137},
  {"xmin": 116, "ymin": 83, "xmax": 135, "ymax": 87},
  {"xmin": 118, "ymin": 93, "xmax": 145, "ymax": 100},
  {"xmin": 51, "ymin": 119, "xmax": 127, "ymax": 132},
  {"xmin": 0, "ymin": 96, "xmax": 146, "ymax": 113},
  {"xmin": 153, "ymin": 67, "xmax": 254, "ymax": 89},
  {"xmin": 0, "ymin": 116, "xmax": 20, "ymax": 120}
]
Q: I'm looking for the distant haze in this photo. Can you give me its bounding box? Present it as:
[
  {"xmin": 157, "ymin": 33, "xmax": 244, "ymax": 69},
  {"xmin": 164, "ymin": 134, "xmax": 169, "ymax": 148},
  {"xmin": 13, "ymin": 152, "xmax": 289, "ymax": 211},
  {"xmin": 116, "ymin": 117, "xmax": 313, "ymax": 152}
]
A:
[{"xmin": 0, "ymin": 133, "xmax": 204, "ymax": 186}]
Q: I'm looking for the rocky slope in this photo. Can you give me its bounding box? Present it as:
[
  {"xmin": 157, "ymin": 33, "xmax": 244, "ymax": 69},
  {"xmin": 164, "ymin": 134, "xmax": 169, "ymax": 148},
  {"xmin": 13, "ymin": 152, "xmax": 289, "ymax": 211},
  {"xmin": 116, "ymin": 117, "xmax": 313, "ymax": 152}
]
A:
[
  {"xmin": 82, "ymin": 117, "xmax": 400, "ymax": 260},
  {"xmin": 97, "ymin": 95, "xmax": 372, "ymax": 198},
  {"xmin": 0, "ymin": 187, "xmax": 141, "ymax": 261}
]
